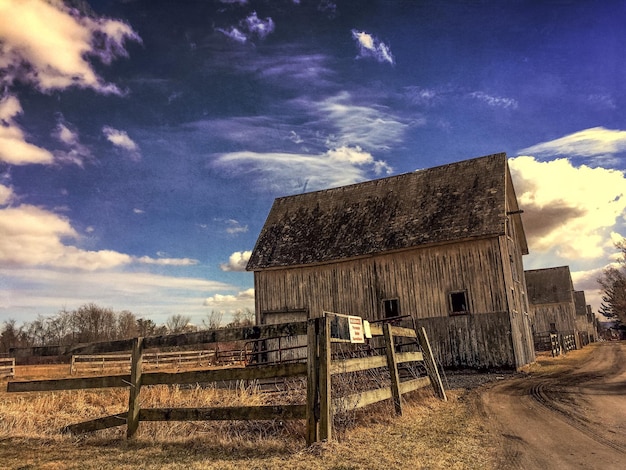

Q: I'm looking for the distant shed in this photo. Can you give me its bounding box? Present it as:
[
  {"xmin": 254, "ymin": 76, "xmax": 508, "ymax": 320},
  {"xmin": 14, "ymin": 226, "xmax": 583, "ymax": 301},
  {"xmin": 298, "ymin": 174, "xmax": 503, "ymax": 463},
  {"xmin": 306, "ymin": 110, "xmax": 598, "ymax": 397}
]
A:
[
  {"xmin": 247, "ymin": 153, "xmax": 536, "ymax": 369},
  {"xmin": 525, "ymin": 266, "xmax": 579, "ymax": 347}
]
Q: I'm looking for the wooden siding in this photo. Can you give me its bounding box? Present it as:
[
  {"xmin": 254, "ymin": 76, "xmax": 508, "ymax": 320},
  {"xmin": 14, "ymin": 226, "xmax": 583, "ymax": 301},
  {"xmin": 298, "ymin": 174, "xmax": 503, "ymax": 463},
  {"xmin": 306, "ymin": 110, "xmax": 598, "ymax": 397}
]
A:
[
  {"xmin": 255, "ymin": 237, "xmax": 509, "ymax": 323},
  {"xmin": 530, "ymin": 303, "xmax": 577, "ymax": 335},
  {"xmin": 416, "ymin": 312, "xmax": 515, "ymax": 368}
]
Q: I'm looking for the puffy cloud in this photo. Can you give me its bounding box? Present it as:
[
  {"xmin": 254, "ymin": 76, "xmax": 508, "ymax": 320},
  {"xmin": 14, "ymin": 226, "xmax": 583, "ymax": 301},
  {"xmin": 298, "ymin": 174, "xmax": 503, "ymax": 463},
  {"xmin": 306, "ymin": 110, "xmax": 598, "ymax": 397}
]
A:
[
  {"xmin": 220, "ymin": 251, "xmax": 252, "ymax": 271},
  {"xmin": 102, "ymin": 126, "xmax": 141, "ymax": 160},
  {"xmin": 518, "ymin": 127, "xmax": 626, "ymax": 160},
  {"xmin": 204, "ymin": 288, "xmax": 255, "ymax": 305},
  {"xmin": 509, "ymin": 156, "xmax": 626, "ymax": 260},
  {"xmin": 351, "ymin": 30, "xmax": 394, "ymax": 65},
  {"xmin": 0, "ymin": 204, "xmax": 197, "ymax": 270},
  {"xmin": 0, "ymin": 94, "xmax": 55, "ymax": 165},
  {"xmin": 0, "ymin": 184, "xmax": 13, "ymax": 205},
  {"xmin": 0, "ymin": 0, "xmax": 140, "ymax": 93}
]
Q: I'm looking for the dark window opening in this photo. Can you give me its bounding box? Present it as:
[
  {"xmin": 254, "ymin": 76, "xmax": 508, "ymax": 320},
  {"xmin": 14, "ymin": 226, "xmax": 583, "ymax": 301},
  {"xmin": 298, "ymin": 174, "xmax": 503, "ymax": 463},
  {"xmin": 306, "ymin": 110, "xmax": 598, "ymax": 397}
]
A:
[
  {"xmin": 450, "ymin": 291, "xmax": 468, "ymax": 314},
  {"xmin": 383, "ymin": 299, "xmax": 400, "ymax": 318},
  {"xmin": 549, "ymin": 322, "xmax": 557, "ymax": 333}
]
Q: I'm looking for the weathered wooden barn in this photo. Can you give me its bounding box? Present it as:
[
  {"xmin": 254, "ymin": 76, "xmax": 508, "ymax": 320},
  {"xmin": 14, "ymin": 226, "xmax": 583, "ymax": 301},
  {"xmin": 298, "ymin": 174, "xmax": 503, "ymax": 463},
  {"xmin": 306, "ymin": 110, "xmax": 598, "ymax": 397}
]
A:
[
  {"xmin": 573, "ymin": 290, "xmax": 597, "ymax": 345},
  {"xmin": 525, "ymin": 266, "xmax": 579, "ymax": 348},
  {"xmin": 247, "ymin": 153, "xmax": 536, "ymax": 369}
]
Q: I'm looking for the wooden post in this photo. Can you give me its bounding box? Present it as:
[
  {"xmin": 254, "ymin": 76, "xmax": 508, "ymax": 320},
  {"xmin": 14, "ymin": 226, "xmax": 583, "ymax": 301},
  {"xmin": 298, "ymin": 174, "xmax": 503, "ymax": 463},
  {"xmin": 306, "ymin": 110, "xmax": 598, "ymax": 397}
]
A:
[
  {"xmin": 70, "ymin": 355, "xmax": 76, "ymax": 375},
  {"xmin": 383, "ymin": 323, "xmax": 403, "ymax": 415},
  {"xmin": 417, "ymin": 327, "xmax": 447, "ymax": 401},
  {"xmin": 318, "ymin": 314, "xmax": 332, "ymax": 441},
  {"xmin": 126, "ymin": 336, "xmax": 144, "ymax": 438},
  {"xmin": 306, "ymin": 318, "xmax": 319, "ymax": 445}
]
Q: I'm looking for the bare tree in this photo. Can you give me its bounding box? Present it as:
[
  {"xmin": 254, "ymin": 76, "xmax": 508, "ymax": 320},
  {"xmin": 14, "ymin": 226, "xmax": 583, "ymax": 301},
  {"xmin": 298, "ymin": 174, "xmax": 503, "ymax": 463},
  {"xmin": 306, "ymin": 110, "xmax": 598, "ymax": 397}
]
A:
[
  {"xmin": 166, "ymin": 314, "xmax": 191, "ymax": 333},
  {"xmin": 117, "ymin": 310, "xmax": 138, "ymax": 339},
  {"xmin": 202, "ymin": 310, "xmax": 223, "ymax": 330}
]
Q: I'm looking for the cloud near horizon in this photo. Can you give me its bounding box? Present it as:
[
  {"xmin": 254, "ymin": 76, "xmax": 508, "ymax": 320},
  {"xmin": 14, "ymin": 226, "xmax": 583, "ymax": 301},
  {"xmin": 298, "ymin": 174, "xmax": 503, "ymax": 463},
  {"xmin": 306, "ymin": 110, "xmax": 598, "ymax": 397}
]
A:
[
  {"xmin": 0, "ymin": 203, "xmax": 197, "ymax": 271},
  {"xmin": 203, "ymin": 288, "xmax": 255, "ymax": 306}
]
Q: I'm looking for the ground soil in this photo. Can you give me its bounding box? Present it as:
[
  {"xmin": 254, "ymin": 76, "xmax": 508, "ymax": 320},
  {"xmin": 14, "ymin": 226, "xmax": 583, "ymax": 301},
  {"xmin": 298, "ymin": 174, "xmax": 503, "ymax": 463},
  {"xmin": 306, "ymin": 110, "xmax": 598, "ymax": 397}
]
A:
[{"xmin": 476, "ymin": 341, "xmax": 626, "ymax": 470}]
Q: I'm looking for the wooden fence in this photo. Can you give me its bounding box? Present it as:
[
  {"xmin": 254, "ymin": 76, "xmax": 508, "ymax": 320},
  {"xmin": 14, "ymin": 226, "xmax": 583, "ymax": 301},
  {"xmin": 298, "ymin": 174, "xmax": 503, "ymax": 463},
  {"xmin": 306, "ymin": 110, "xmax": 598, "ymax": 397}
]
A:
[
  {"xmin": 70, "ymin": 349, "xmax": 220, "ymax": 375},
  {"xmin": 6, "ymin": 314, "xmax": 445, "ymax": 445},
  {"xmin": 0, "ymin": 357, "xmax": 15, "ymax": 378},
  {"xmin": 533, "ymin": 331, "xmax": 577, "ymax": 357}
]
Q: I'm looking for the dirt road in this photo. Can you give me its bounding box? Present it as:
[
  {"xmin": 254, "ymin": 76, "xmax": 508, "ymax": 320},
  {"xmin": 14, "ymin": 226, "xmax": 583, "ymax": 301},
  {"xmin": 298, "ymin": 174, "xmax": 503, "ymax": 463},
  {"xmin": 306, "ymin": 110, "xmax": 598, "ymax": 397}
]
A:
[{"xmin": 479, "ymin": 342, "xmax": 626, "ymax": 470}]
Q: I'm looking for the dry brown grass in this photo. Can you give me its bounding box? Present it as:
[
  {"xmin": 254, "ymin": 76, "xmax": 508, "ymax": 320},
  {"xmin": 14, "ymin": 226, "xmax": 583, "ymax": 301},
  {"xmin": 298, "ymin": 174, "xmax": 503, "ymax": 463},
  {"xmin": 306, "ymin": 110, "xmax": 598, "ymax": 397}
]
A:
[{"xmin": 0, "ymin": 365, "xmax": 498, "ymax": 470}]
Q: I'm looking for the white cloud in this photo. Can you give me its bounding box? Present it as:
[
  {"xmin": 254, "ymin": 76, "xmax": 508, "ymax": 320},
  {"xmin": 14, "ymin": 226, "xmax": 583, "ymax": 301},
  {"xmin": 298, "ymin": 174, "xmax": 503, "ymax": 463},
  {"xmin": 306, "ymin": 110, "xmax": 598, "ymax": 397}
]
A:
[
  {"xmin": 217, "ymin": 11, "xmax": 274, "ymax": 43},
  {"xmin": 244, "ymin": 12, "xmax": 275, "ymax": 39},
  {"xmin": 317, "ymin": 92, "xmax": 408, "ymax": 151},
  {"xmin": 102, "ymin": 126, "xmax": 141, "ymax": 160},
  {"xmin": 52, "ymin": 120, "xmax": 93, "ymax": 166},
  {"xmin": 0, "ymin": 204, "xmax": 197, "ymax": 270},
  {"xmin": 225, "ymin": 219, "xmax": 249, "ymax": 235},
  {"xmin": 351, "ymin": 30, "xmax": 395, "ymax": 65},
  {"xmin": 518, "ymin": 127, "xmax": 626, "ymax": 159},
  {"xmin": 213, "ymin": 146, "xmax": 391, "ymax": 193},
  {"xmin": 0, "ymin": 267, "xmax": 235, "ymax": 324},
  {"xmin": 220, "ymin": 251, "xmax": 252, "ymax": 271},
  {"xmin": 469, "ymin": 91, "xmax": 518, "ymax": 109},
  {"xmin": 0, "ymin": 94, "xmax": 55, "ymax": 165},
  {"xmin": 0, "ymin": 184, "xmax": 13, "ymax": 205},
  {"xmin": 0, "ymin": 0, "xmax": 140, "ymax": 93},
  {"xmin": 204, "ymin": 288, "xmax": 255, "ymax": 305},
  {"xmin": 509, "ymin": 156, "xmax": 626, "ymax": 261}
]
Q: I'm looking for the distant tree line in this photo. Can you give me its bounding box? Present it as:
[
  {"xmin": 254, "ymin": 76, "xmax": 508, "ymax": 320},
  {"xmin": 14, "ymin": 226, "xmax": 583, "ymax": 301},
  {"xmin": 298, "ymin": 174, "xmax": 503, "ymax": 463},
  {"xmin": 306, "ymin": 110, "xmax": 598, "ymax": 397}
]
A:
[
  {"xmin": 598, "ymin": 239, "xmax": 626, "ymax": 325},
  {"xmin": 0, "ymin": 304, "xmax": 255, "ymax": 354}
]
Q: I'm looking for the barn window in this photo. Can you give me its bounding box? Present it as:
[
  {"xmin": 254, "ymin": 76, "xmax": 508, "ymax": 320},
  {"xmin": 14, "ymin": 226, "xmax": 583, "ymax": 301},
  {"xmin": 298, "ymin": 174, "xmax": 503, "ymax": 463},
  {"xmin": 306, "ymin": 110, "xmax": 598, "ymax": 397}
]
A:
[
  {"xmin": 383, "ymin": 299, "xmax": 400, "ymax": 318},
  {"xmin": 449, "ymin": 291, "xmax": 469, "ymax": 315}
]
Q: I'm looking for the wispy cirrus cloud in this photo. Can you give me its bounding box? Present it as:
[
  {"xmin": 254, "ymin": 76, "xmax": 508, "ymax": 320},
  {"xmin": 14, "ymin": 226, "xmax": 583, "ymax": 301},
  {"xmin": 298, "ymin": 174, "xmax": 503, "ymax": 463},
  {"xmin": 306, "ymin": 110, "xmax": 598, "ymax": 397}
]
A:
[
  {"xmin": 213, "ymin": 145, "xmax": 391, "ymax": 194},
  {"xmin": 518, "ymin": 127, "xmax": 626, "ymax": 160},
  {"xmin": 469, "ymin": 91, "xmax": 518, "ymax": 109}
]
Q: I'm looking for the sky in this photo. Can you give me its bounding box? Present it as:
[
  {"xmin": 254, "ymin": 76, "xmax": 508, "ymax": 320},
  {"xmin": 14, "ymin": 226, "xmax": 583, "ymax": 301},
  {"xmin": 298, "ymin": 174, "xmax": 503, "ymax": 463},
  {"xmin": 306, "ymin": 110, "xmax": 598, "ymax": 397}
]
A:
[{"xmin": 1, "ymin": 0, "xmax": 626, "ymax": 326}]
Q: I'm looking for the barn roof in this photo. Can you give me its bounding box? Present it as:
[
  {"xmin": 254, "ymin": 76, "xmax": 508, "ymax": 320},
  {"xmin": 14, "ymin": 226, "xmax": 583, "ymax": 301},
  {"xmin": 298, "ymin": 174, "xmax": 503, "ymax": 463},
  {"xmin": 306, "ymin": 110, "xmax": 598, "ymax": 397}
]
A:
[
  {"xmin": 525, "ymin": 266, "xmax": 575, "ymax": 305},
  {"xmin": 247, "ymin": 153, "xmax": 525, "ymax": 270}
]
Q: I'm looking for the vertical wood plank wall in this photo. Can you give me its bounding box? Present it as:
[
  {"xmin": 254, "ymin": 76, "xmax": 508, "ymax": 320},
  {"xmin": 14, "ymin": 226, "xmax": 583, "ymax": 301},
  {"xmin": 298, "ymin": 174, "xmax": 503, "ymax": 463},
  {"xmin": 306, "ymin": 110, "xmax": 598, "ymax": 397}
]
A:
[{"xmin": 254, "ymin": 237, "xmax": 529, "ymax": 368}]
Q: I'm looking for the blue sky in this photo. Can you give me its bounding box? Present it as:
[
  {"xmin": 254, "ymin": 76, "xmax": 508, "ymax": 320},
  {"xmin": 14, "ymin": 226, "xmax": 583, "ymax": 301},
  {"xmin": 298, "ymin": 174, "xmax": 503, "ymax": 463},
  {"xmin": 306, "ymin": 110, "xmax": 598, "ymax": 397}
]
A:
[{"xmin": 1, "ymin": 0, "xmax": 626, "ymax": 325}]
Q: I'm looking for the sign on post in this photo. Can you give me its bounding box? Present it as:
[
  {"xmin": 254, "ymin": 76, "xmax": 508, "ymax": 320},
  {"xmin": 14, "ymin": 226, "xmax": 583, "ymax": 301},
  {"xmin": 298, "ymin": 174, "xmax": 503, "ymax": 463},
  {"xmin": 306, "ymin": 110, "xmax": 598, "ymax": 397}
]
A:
[{"xmin": 325, "ymin": 312, "xmax": 366, "ymax": 344}]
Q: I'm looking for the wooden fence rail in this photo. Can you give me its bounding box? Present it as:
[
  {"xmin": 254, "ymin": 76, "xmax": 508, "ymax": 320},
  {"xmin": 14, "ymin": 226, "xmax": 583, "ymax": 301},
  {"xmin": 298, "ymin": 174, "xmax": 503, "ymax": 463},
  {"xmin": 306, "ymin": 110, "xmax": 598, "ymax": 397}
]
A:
[
  {"xmin": 0, "ymin": 357, "xmax": 15, "ymax": 378},
  {"xmin": 6, "ymin": 313, "xmax": 445, "ymax": 445},
  {"xmin": 70, "ymin": 349, "xmax": 220, "ymax": 375}
]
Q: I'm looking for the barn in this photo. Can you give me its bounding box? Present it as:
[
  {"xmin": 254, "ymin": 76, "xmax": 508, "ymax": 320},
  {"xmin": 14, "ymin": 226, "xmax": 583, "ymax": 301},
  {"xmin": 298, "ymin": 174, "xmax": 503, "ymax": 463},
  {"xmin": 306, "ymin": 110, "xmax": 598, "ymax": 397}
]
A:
[
  {"xmin": 525, "ymin": 266, "xmax": 580, "ymax": 349},
  {"xmin": 247, "ymin": 153, "xmax": 536, "ymax": 369},
  {"xmin": 573, "ymin": 290, "xmax": 598, "ymax": 346}
]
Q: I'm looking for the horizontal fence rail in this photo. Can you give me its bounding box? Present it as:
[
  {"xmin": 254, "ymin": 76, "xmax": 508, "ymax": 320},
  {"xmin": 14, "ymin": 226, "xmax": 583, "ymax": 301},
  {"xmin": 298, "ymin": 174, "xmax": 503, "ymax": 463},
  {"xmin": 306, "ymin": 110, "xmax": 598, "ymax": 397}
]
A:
[
  {"xmin": 0, "ymin": 358, "xmax": 15, "ymax": 378},
  {"xmin": 6, "ymin": 314, "xmax": 446, "ymax": 445}
]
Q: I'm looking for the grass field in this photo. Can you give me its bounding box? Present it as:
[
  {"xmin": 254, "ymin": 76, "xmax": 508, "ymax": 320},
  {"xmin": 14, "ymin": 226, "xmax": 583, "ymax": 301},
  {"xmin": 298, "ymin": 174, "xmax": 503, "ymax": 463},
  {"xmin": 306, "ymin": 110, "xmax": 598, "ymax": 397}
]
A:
[{"xmin": 0, "ymin": 364, "xmax": 498, "ymax": 469}]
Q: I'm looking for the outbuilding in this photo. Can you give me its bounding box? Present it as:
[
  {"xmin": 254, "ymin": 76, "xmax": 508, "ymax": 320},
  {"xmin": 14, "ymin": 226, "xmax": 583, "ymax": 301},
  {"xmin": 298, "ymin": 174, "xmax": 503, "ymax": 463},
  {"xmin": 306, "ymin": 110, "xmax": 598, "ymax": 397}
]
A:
[{"xmin": 247, "ymin": 153, "xmax": 535, "ymax": 369}]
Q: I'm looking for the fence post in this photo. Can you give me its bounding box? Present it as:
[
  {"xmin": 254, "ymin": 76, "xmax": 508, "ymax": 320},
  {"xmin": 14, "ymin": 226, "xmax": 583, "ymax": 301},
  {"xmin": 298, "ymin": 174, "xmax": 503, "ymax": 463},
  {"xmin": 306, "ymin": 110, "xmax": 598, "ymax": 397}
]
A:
[
  {"xmin": 70, "ymin": 355, "xmax": 76, "ymax": 375},
  {"xmin": 383, "ymin": 323, "xmax": 403, "ymax": 415},
  {"xmin": 417, "ymin": 327, "xmax": 447, "ymax": 401},
  {"xmin": 127, "ymin": 336, "xmax": 144, "ymax": 438},
  {"xmin": 306, "ymin": 318, "xmax": 319, "ymax": 445},
  {"xmin": 318, "ymin": 314, "xmax": 332, "ymax": 441}
]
